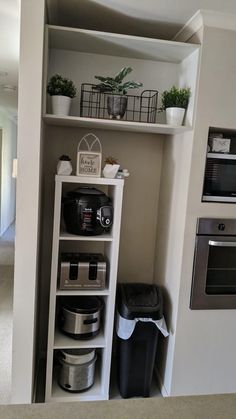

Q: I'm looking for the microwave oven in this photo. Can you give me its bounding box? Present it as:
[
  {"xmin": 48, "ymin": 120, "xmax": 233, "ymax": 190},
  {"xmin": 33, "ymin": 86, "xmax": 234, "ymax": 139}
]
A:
[{"xmin": 203, "ymin": 153, "xmax": 236, "ymax": 202}]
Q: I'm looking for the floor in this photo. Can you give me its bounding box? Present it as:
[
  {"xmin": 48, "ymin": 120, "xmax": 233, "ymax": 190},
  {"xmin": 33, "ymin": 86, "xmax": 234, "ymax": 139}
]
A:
[
  {"xmin": 2, "ymin": 393, "xmax": 236, "ymax": 419},
  {"xmin": 0, "ymin": 224, "xmax": 15, "ymax": 404}
]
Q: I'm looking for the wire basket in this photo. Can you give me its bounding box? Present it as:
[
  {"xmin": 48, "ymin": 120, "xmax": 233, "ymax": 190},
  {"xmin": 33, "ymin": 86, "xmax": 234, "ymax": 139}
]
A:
[{"xmin": 80, "ymin": 84, "xmax": 158, "ymax": 123}]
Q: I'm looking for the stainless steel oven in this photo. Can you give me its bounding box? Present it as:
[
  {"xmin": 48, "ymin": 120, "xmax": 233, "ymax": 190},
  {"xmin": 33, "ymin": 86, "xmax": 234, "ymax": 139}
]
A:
[{"xmin": 190, "ymin": 218, "xmax": 236, "ymax": 309}]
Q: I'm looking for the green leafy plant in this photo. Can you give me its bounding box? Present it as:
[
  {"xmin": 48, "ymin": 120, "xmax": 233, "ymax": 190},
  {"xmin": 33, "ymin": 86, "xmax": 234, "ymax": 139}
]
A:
[
  {"xmin": 47, "ymin": 74, "xmax": 77, "ymax": 98},
  {"xmin": 93, "ymin": 67, "xmax": 143, "ymax": 95},
  {"xmin": 160, "ymin": 86, "xmax": 191, "ymax": 110}
]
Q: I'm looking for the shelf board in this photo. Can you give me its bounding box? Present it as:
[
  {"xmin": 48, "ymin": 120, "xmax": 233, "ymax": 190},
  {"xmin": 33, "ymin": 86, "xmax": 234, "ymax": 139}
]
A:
[
  {"xmin": 43, "ymin": 114, "xmax": 192, "ymax": 135},
  {"xmin": 56, "ymin": 288, "xmax": 109, "ymax": 296},
  {"xmin": 49, "ymin": 367, "xmax": 105, "ymax": 402},
  {"xmin": 54, "ymin": 327, "xmax": 106, "ymax": 349},
  {"xmin": 207, "ymin": 152, "xmax": 236, "ymax": 160},
  {"xmin": 59, "ymin": 231, "xmax": 113, "ymax": 242},
  {"xmin": 55, "ymin": 175, "xmax": 124, "ymax": 186},
  {"xmin": 47, "ymin": 25, "xmax": 199, "ymax": 63}
]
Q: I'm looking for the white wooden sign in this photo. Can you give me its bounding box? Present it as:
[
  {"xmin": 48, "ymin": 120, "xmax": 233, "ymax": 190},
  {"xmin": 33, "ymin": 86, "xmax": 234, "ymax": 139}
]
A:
[{"xmin": 76, "ymin": 133, "xmax": 102, "ymax": 177}]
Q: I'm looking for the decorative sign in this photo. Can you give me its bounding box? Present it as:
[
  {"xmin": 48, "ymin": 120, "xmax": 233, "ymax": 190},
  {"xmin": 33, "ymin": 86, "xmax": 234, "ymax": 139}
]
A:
[
  {"xmin": 76, "ymin": 133, "xmax": 102, "ymax": 177},
  {"xmin": 212, "ymin": 137, "xmax": 231, "ymax": 153}
]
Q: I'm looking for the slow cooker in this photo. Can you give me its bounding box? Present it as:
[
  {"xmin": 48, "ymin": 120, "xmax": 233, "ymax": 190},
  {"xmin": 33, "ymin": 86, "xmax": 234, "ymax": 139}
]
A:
[
  {"xmin": 58, "ymin": 296, "xmax": 103, "ymax": 339},
  {"xmin": 63, "ymin": 187, "xmax": 113, "ymax": 235},
  {"xmin": 58, "ymin": 348, "xmax": 97, "ymax": 392}
]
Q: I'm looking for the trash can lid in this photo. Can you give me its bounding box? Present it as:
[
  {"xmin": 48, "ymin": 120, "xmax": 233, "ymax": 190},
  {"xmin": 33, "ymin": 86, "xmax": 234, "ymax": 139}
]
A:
[{"xmin": 117, "ymin": 283, "xmax": 163, "ymax": 320}]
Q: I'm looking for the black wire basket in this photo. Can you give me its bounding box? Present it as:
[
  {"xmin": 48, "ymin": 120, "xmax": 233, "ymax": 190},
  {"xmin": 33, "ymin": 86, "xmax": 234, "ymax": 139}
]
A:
[{"xmin": 80, "ymin": 84, "xmax": 158, "ymax": 123}]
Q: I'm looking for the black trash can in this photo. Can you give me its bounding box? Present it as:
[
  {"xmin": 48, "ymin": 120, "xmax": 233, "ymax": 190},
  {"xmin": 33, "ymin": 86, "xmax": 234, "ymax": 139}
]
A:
[{"xmin": 116, "ymin": 283, "xmax": 163, "ymax": 398}]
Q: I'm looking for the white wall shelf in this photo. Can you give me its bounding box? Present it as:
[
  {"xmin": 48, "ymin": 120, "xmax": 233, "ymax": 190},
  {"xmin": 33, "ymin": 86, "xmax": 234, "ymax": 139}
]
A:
[
  {"xmin": 54, "ymin": 328, "xmax": 106, "ymax": 349},
  {"xmin": 59, "ymin": 231, "xmax": 113, "ymax": 242},
  {"xmin": 43, "ymin": 23, "xmax": 200, "ymax": 128},
  {"xmin": 43, "ymin": 114, "xmax": 192, "ymax": 135},
  {"xmin": 55, "ymin": 175, "xmax": 123, "ymax": 186},
  {"xmin": 47, "ymin": 24, "xmax": 199, "ymax": 63},
  {"xmin": 56, "ymin": 288, "xmax": 110, "ymax": 296},
  {"xmin": 45, "ymin": 176, "xmax": 124, "ymax": 402}
]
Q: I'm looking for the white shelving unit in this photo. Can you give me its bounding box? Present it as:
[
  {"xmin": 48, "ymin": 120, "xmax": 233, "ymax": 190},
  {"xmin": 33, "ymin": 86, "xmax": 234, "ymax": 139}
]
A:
[{"xmin": 45, "ymin": 175, "xmax": 124, "ymax": 402}]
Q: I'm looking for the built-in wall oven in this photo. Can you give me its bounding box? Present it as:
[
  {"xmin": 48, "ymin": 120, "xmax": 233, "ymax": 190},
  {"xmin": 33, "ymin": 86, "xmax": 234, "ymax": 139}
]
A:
[{"xmin": 190, "ymin": 218, "xmax": 236, "ymax": 309}]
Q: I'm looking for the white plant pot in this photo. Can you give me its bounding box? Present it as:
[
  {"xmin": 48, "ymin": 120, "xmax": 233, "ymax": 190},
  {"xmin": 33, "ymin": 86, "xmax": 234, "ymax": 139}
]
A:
[
  {"xmin": 57, "ymin": 160, "xmax": 73, "ymax": 176},
  {"xmin": 166, "ymin": 107, "xmax": 185, "ymax": 126},
  {"xmin": 103, "ymin": 164, "xmax": 120, "ymax": 179},
  {"xmin": 51, "ymin": 95, "xmax": 71, "ymax": 116}
]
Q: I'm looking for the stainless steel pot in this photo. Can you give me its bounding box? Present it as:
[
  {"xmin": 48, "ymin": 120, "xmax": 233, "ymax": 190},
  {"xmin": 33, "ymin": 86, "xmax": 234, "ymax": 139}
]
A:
[
  {"xmin": 58, "ymin": 349, "xmax": 97, "ymax": 392},
  {"xmin": 59, "ymin": 296, "xmax": 103, "ymax": 339}
]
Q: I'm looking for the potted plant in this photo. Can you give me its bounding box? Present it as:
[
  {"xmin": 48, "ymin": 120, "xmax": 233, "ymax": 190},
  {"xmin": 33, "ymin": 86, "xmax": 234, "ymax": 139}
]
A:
[
  {"xmin": 47, "ymin": 74, "xmax": 77, "ymax": 116},
  {"xmin": 103, "ymin": 156, "xmax": 120, "ymax": 178},
  {"xmin": 57, "ymin": 155, "xmax": 73, "ymax": 176},
  {"xmin": 93, "ymin": 67, "xmax": 143, "ymax": 120},
  {"xmin": 160, "ymin": 86, "xmax": 191, "ymax": 126}
]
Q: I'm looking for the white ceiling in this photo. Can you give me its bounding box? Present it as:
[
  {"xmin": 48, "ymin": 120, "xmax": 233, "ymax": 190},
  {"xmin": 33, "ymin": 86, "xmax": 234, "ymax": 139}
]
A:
[
  {"xmin": 48, "ymin": 0, "xmax": 236, "ymax": 39},
  {"xmin": 0, "ymin": 0, "xmax": 20, "ymax": 116},
  {"xmin": 2, "ymin": 0, "xmax": 236, "ymax": 116}
]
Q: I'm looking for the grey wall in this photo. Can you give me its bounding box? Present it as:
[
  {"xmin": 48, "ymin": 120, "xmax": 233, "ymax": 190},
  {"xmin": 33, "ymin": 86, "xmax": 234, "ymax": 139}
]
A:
[{"xmin": 38, "ymin": 125, "xmax": 163, "ymax": 353}]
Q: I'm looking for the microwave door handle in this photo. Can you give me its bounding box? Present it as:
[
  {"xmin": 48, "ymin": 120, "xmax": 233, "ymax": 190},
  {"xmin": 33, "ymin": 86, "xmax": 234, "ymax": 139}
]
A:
[{"xmin": 209, "ymin": 240, "xmax": 236, "ymax": 247}]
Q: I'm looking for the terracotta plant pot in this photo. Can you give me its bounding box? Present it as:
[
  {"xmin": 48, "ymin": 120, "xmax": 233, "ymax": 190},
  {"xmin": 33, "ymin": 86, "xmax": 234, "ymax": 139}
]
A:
[{"xmin": 107, "ymin": 95, "xmax": 127, "ymax": 119}]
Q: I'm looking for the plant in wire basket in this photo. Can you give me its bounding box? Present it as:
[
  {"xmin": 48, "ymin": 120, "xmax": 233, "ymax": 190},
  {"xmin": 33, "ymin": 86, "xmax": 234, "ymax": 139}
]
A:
[{"xmin": 93, "ymin": 67, "xmax": 143, "ymax": 119}]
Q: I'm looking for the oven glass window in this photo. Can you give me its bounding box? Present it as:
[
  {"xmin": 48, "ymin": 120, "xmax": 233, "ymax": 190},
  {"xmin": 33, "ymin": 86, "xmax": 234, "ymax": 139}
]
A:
[
  {"xmin": 206, "ymin": 244, "xmax": 236, "ymax": 294},
  {"xmin": 204, "ymin": 158, "xmax": 236, "ymax": 197}
]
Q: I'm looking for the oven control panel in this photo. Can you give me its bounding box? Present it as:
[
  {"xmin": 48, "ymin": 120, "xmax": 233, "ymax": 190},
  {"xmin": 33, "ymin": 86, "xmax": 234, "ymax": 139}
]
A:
[{"xmin": 197, "ymin": 218, "xmax": 236, "ymax": 235}]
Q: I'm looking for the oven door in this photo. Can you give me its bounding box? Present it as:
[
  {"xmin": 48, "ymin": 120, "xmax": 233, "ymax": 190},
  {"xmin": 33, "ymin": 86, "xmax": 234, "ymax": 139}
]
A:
[{"xmin": 190, "ymin": 235, "xmax": 236, "ymax": 309}]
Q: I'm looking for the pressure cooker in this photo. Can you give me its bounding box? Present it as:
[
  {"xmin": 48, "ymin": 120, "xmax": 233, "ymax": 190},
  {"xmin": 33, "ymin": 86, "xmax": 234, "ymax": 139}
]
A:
[{"xmin": 63, "ymin": 187, "xmax": 113, "ymax": 236}]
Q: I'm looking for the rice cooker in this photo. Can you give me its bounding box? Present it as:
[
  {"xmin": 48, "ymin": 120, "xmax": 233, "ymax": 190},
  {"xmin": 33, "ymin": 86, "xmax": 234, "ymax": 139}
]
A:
[
  {"xmin": 58, "ymin": 348, "xmax": 97, "ymax": 392},
  {"xmin": 58, "ymin": 296, "xmax": 103, "ymax": 339},
  {"xmin": 63, "ymin": 187, "xmax": 113, "ymax": 236}
]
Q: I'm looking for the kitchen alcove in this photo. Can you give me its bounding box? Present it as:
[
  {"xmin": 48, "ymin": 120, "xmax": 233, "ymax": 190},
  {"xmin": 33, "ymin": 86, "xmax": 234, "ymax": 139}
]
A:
[{"xmin": 39, "ymin": 23, "xmax": 201, "ymax": 402}]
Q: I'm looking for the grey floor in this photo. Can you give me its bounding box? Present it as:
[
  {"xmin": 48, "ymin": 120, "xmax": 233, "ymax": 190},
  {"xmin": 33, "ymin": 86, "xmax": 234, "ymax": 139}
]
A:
[{"xmin": 0, "ymin": 224, "xmax": 15, "ymax": 404}]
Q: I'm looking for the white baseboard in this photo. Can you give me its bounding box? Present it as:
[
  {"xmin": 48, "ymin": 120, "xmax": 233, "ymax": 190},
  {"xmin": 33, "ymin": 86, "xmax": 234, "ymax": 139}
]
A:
[{"xmin": 154, "ymin": 366, "xmax": 169, "ymax": 397}]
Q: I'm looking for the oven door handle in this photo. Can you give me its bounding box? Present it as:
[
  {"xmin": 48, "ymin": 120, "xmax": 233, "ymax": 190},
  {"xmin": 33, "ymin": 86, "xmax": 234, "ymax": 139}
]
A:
[{"xmin": 209, "ymin": 240, "xmax": 236, "ymax": 247}]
